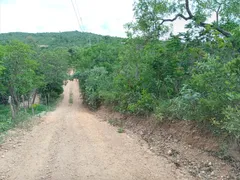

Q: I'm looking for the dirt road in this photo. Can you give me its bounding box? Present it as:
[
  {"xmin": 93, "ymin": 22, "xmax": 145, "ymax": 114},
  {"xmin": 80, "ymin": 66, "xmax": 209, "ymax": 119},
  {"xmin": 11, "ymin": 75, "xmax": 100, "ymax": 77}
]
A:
[{"xmin": 0, "ymin": 80, "xmax": 193, "ymax": 180}]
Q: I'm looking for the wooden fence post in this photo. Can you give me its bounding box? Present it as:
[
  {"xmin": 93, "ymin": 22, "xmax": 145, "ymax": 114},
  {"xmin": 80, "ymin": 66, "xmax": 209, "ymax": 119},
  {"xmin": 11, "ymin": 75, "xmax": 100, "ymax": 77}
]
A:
[{"xmin": 8, "ymin": 96, "xmax": 15, "ymax": 119}]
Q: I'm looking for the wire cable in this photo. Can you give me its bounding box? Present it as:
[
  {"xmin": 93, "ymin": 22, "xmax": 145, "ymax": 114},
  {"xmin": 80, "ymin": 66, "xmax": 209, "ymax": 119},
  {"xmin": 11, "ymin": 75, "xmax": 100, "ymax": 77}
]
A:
[
  {"xmin": 70, "ymin": 0, "xmax": 83, "ymax": 31},
  {"xmin": 74, "ymin": 0, "xmax": 85, "ymax": 31}
]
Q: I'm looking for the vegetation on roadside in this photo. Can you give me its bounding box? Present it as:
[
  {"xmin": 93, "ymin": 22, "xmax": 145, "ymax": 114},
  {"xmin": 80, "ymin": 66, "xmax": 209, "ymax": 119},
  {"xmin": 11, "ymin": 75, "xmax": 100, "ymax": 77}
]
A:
[
  {"xmin": 117, "ymin": 127, "xmax": 125, "ymax": 134},
  {"xmin": 70, "ymin": 0, "xmax": 240, "ymax": 142},
  {"xmin": 0, "ymin": 30, "xmax": 122, "ymax": 134},
  {"xmin": 0, "ymin": 38, "xmax": 69, "ymax": 134}
]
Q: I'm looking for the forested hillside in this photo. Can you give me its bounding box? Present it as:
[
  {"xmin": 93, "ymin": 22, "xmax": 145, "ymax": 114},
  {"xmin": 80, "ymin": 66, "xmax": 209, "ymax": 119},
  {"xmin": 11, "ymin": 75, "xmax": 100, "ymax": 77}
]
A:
[
  {"xmin": 71, "ymin": 0, "xmax": 240, "ymax": 143},
  {"xmin": 0, "ymin": 31, "xmax": 122, "ymax": 48}
]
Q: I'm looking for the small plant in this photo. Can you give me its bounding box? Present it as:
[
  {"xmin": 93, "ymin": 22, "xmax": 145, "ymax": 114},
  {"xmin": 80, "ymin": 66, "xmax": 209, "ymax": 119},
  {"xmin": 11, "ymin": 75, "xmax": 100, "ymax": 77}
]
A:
[
  {"xmin": 108, "ymin": 119, "xmax": 116, "ymax": 126},
  {"xmin": 69, "ymin": 90, "xmax": 73, "ymax": 104},
  {"xmin": 117, "ymin": 127, "xmax": 124, "ymax": 133},
  {"xmin": 108, "ymin": 119, "xmax": 122, "ymax": 126}
]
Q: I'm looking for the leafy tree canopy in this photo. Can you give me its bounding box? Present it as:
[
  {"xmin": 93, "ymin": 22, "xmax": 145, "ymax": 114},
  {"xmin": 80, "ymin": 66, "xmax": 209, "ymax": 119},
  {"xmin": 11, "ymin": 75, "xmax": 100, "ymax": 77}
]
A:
[{"xmin": 130, "ymin": 0, "xmax": 240, "ymax": 39}]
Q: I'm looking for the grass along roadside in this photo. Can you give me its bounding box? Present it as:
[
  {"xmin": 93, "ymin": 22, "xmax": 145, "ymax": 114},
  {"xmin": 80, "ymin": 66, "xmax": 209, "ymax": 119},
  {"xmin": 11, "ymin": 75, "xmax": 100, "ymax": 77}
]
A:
[{"xmin": 0, "ymin": 96, "xmax": 63, "ymax": 143}]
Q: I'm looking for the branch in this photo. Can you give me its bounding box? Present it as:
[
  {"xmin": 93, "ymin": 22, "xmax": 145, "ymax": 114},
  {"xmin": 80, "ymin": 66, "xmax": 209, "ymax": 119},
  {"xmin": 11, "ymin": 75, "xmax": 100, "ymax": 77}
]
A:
[
  {"xmin": 185, "ymin": 0, "xmax": 194, "ymax": 18},
  {"xmin": 159, "ymin": 0, "xmax": 194, "ymax": 25},
  {"xmin": 216, "ymin": 2, "xmax": 223, "ymax": 26},
  {"xmin": 200, "ymin": 22, "xmax": 232, "ymax": 37},
  {"xmin": 158, "ymin": 0, "xmax": 232, "ymax": 37},
  {"xmin": 159, "ymin": 14, "xmax": 192, "ymax": 25}
]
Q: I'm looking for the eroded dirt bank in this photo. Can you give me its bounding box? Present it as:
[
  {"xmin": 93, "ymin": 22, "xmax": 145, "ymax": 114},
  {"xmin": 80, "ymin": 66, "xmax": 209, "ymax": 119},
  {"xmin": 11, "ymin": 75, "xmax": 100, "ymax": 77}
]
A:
[{"xmin": 96, "ymin": 108, "xmax": 240, "ymax": 180}]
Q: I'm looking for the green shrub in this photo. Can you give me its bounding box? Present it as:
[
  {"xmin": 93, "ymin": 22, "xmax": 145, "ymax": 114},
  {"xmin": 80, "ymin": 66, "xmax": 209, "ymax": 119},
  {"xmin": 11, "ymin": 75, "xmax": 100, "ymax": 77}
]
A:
[
  {"xmin": 166, "ymin": 56, "xmax": 240, "ymax": 137},
  {"xmin": 76, "ymin": 67, "xmax": 108, "ymax": 110},
  {"xmin": 154, "ymin": 100, "xmax": 171, "ymax": 122},
  {"xmin": 117, "ymin": 127, "xmax": 124, "ymax": 133},
  {"xmin": 0, "ymin": 118, "xmax": 12, "ymax": 133},
  {"xmin": 127, "ymin": 89, "xmax": 155, "ymax": 115},
  {"xmin": 167, "ymin": 85, "xmax": 201, "ymax": 120},
  {"xmin": 223, "ymin": 106, "xmax": 240, "ymax": 139},
  {"xmin": 0, "ymin": 110, "xmax": 30, "ymax": 133},
  {"xmin": 34, "ymin": 104, "xmax": 48, "ymax": 114}
]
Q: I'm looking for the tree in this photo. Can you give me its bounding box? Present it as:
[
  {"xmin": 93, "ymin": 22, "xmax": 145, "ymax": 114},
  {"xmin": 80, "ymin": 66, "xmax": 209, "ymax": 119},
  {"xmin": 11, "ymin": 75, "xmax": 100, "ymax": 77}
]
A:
[
  {"xmin": 0, "ymin": 45, "xmax": 6, "ymax": 96},
  {"xmin": 132, "ymin": 0, "xmax": 240, "ymax": 39},
  {"xmin": 1, "ymin": 41, "xmax": 42, "ymax": 111},
  {"xmin": 37, "ymin": 48, "xmax": 69, "ymax": 104},
  {"xmin": 0, "ymin": 45, "xmax": 6, "ymax": 76}
]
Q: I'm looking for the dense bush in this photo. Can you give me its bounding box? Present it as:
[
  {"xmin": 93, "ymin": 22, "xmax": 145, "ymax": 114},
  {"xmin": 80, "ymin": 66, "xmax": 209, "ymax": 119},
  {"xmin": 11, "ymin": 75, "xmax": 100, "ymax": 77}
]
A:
[
  {"xmin": 71, "ymin": 1, "xmax": 240, "ymax": 140},
  {"xmin": 223, "ymin": 106, "xmax": 240, "ymax": 138},
  {"xmin": 76, "ymin": 67, "xmax": 108, "ymax": 110},
  {"xmin": 73, "ymin": 38, "xmax": 240, "ymax": 139},
  {"xmin": 0, "ymin": 40, "xmax": 69, "ymax": 133}
]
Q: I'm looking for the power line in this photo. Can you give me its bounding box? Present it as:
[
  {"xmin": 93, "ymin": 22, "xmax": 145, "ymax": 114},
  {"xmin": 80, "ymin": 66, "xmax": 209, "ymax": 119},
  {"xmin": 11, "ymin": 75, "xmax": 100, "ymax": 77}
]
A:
[
  {"xmin": 70, "ymin": 0, "xmax": 91, "ymax": 46},
  {"xmin": 70, "ymin": 0, "xmax": 83, "ymax": 31},
  {"xmin": 74, "ymin": 0, "xmax": 85, "ymax": 31}
]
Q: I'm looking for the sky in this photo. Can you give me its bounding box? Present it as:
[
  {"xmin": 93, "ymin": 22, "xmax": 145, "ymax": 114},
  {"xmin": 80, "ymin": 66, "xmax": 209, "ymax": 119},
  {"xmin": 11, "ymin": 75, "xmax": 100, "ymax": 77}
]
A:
[{"xmin": 0, "ymin": 0, "xmax": 186, "ymax": 37}]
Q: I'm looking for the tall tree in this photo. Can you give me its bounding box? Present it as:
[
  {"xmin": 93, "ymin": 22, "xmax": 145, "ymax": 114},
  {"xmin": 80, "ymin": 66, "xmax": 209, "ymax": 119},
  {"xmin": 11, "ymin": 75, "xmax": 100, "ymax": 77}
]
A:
[
  {"xmin": 1, "ymin": 41, "xmax": 41, "ymax": 111},
  {"xmin": 132, "ymin": 0, "xmax": 240, "ymax": 38}
]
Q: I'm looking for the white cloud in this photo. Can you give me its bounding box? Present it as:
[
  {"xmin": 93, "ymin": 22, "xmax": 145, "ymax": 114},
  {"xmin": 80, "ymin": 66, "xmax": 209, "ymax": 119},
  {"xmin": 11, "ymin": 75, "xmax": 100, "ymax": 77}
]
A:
[{"xmin": 0, "ymin": 0, "xmax": 134, "ymax": 37}]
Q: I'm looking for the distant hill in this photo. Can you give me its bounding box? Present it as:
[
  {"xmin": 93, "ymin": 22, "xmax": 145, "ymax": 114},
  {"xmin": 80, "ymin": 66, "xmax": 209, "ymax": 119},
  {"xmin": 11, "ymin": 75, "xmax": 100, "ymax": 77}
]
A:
[{"xmin": 0, "ymin": 31, "xmax": 123, "ymax": 48}]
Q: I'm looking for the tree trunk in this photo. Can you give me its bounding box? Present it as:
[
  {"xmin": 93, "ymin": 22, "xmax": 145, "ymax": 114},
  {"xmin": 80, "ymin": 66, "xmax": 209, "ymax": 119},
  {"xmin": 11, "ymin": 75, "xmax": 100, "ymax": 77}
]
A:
[
  {"xmin": 28, "ymin": 95, "xmax": 30, "ymax": 108},
  {"xmin": 22, "ymin": 95, "xmax": 27, "ymax": 113},
  {"xmin": 32, "ymin": 89, "xmax": 37, "ymax": 105},
  {"xmin": 9, "ymin": 86, "xmax": 19, "ymax": 113}
]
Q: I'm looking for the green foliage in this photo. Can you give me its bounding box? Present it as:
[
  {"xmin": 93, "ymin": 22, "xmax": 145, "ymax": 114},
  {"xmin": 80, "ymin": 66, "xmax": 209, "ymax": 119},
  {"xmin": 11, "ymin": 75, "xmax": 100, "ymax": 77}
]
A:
[
  {"xmin": 131, "ymin": 0, "xmax": 240, "ymax": 39},
  {"xmin": 154, "ymin": 100, "xmax": 171, "ymax": 123},
  {"xmin": 0, "ymin": 107, "xmax": 28, "ymax": 133},
  {"xmin": 117, "ymin": 127, "xmax": 125, "ymax": 133},
  {"xmin": 70, "ymin": 42, "xmax": 123, "ymax": 71},
  {"xmin": 0, "ymin": 31, "xmax": 123, "ymax": 49},
  {"xmin": 30, "ymin": 104, "xmax": 48, "ymax": 114},
  {"xmin": 1, "ymin": 3, "xmax": 234, "ymax": 142},
  {"xmin": 0, "ymin": 37, "xmax": 71, "ymax": 134},
  {"xmin": 0, "ymin": 103, "xmax": 50, "ymax": 134},
  {"xmin": 167, "ymin": 86, "xmax": 202, "ymax": 120},
  {"xmin": 0, "ymin": 45, "xmax": 6, "ymax": 77},
  {"xmin": 127, "ymin": 90, "xmax": 155, "ymax": 115},
  {"xmin": 72, "ymin": 18, "xmax": 239, "ymax": 141},
  {"xmin": 37, "ymin": 48, "xmax": 68, "ymax": 104},
  {"xmin": 166, "ymin": 56, "xmax": 240, "ymax": 138},
  {"xmin": 223, "ymin": 106, "xmax": 240, "ymax": 138},
  {"xmin": 1, "ymin": 40, "xmax": 42, "ymax": 109},
  {"xmin": 76, "ymin": 67, "xmax": 108, "ymax": 110}
]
